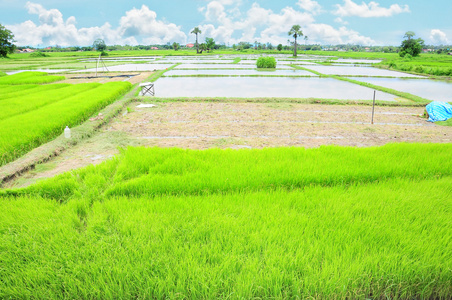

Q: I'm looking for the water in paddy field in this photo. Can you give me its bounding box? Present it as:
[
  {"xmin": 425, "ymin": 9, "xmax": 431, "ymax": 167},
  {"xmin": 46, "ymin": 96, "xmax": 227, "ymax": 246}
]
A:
[
  {"xmin": 153, "ymin": 77, "xmax": 397, "ymax": 101},
  {"xmin": 164, "ymin": 69, "xmax": 317, "ymax": 76},
  {"xmin": 158, "ymin": 59, "xmax": 235, "ymax": 64},
  {"xmin": 349, "ymin": 77, "xmax": 452, "ymax": 102}
]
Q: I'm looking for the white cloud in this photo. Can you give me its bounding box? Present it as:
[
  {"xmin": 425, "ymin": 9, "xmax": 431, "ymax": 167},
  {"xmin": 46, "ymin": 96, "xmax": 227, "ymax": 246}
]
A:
[
  {"xmin": 334, "ymin": 17, "xmax": 349, "ymax": 25},
  {"xmin": 8, "ymin": 2, "xmax": 187, "ymax": 46},
  {"xmin": 306, "ymin": 24, "xmax": 375, "ymax": 45},
  {"xmin": 334, "ymin": 0, "xmax": 410, "ymax": 18},
  {"xmin": 197, "ymin": 1, "xmax": 374, "ymax": 46},
  {"xmin": 430, "ymin": 29, "xmax": 449, "ymax": 45},
  {"xmin": 296, "ymin": 0, "xmax": 322, "ymax": 15},
  {"xmin": 118, "ymin": 5, "xmax": 187, "ymax": 44}
]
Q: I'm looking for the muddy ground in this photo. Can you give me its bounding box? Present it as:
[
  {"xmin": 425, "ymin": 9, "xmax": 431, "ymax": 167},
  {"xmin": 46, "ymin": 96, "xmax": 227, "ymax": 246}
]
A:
[
  {"xmin": 61, "ymin": 72, "xmax": 152, "ymax": 84},
  {"xmin": 6, "ymin": 101, "xmax": 451, "ymax": 188}
]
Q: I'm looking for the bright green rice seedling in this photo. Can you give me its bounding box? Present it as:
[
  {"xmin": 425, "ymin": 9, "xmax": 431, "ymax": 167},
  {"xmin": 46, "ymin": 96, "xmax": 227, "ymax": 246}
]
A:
[
  {"xmin": 15, "ymin": 143, "xmax": 452, "ymax": 200},
  {"xmin": 0, "ymin": 83, "xmax": 100, "ymax": 120},
  {"xmin": 0, "ymin": 71, "xmax": 65, "ymax": 85},
  {"xmin": 0, "ymin": 84, "xmax": 70, "ymax": 102},
  {"xmin": 0, "ymin": 82, "xmax": 131, "ymax": 165},
  {"xmin": 0, "ymin": 84, "xmax": 42, "ymax": 98},
  {"xmin": 256, "ymin": 56, "xmax": 277, "ymax": 68},
  {"xmin": 1, "ymin": 145, "xmax": 451, "ymax": 299}
]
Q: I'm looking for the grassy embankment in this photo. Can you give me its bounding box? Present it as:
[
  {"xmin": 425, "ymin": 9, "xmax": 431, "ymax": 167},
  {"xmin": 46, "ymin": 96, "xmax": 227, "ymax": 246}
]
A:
[
  {"xmin": 1, "ymin": 145, "xmax": 451, "ymax": 299},
  {"xmin": 377, "ymin": 54, "xmax": 452, "ymax": 77}
]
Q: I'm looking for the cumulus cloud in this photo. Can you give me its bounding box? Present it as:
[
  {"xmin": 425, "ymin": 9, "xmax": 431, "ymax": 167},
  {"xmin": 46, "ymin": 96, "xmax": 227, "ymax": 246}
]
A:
[
  {"xmin": 118, "ymin": 5, "xmax": 187, "ymax": 44},
  {"xmin": 197, "ymin": 1, "xmax": 374, "ymax": 46},
  {"xmin": 430, "ymin": 29, "xmax": 449, "ymax": 44},
  {"xmin": 8, "ymin": 2, "xmax": 187, "ymax": 46},
  {"xmin": 296, "ymin": 0, "xmax": 322, "ymax": 15},
  {"xmin": 334, "ymin": 17, "xmax": 349, "ymax": 25},
  {"xmin": 334, "ymin": 0, "xmax": 410, "ymax": 18}
]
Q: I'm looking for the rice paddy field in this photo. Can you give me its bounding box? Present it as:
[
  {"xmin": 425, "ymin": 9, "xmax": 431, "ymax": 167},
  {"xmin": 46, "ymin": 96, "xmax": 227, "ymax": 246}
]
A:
[
  {"xmin": 1, "ymin": 52, "xmax": 451, "ymax": 299},
  {"xmin": 1, "ymin": 145, "xmax": 452, "ymax": 299},
  {"xmin": 0, "ymin": 72, "xmax": 132, "ymax": 166}
]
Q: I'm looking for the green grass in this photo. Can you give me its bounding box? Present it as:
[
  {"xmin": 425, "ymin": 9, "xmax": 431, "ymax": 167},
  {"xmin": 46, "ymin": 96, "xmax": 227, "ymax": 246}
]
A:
[
  {"xmin": 0, "ymin": 71, "xmax": 65, "ymax": 85},
  {"xmin": 378, "ymin": 54, "xmax": 452, "ymax": 77},
  {"xmin": 0, "ymin": 82, "xmax": 131, "ymax": 166},
  {"xmin": 1, "ymin": 144, "xmax": 451, "ymax": 299}
]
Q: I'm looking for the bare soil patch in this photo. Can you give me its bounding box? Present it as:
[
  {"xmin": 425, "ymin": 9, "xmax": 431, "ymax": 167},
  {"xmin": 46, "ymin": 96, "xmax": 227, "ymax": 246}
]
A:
[
  {"xmin": 61, "ymin": 72, "xmax": 152, "ymax": 84},
  {"xmin": 5, "ymin": 102, "xmax": 451, "ymax": 188}
]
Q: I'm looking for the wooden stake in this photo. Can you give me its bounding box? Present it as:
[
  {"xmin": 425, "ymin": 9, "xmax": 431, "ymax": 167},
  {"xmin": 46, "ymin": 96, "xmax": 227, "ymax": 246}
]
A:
[{"xmin": 371, "ymin": 90, "xmax": 376, "ymax": 124}]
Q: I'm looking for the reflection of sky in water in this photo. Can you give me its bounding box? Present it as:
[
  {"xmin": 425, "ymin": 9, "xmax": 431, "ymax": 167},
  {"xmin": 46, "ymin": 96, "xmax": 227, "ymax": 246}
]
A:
[
  {"xmin": 349, "ymin": 77, "xmax": 452, "ymax": 102},
  {"xmin": 165, "ymin": 69, "xmax": 317, "ymax": 76},
  {"xmin": 154, "ymin": 77, "xmax": 397, "ymax": 101},
  {"xmin": 158, "ymin": 59, "xmax": 234, "ymax": 64}
]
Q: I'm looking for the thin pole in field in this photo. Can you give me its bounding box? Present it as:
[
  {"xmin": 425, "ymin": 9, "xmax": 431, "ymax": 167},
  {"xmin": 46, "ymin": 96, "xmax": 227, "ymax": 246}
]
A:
[{"xmin": 371, "ymin": 90, "xmax": 376, "ymax": 124}]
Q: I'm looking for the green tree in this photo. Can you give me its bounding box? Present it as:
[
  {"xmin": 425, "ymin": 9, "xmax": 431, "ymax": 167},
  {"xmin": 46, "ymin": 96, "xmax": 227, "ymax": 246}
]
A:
[
  {"xmin": 172, "ymin": 42, "xmax": 180, "ymax": 51},
  {"xmin": 93, "ymin": 39, "xmax": 106, "ymax": 52},
  {"xmin": 205, "ymin": 37, "xmax": 215, "ymax": 52},
  {"xmin": 199, "ymin": 43, "xmax": 207, "ymax": 54},
  {"xmin": 277, "ymin": 44, "xmax": 283, "ymax": 51},
  {"xmin": 288, "ymin": 25, "xmax": 303, "ymax": 57},
  {"xmin": 191, "ymin": 27, "xmax": 202, "ymax": 54},
  {"xmin": 0, "ymin": 24, "xmax": 16, "ymax": 58},
  {"xmin": 399, "ymin": 31, "xmax": 424, "ymax": 57}
]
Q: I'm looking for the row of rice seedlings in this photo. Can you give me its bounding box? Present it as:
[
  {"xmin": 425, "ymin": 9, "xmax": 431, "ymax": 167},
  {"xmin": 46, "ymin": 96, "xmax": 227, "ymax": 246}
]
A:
[
  {"xmin": 1, "ymin": 176, "xmax": 451, "ymax": 298},
  {"xmin": 0, "ymin": 84, "xmax": 42, "ymax": 98},
  {"xmin": 0, "ymin": 84, "xmax": 70, "ymax": 103},
  {"xmin": 17, "ymin": 143, "xmax": 452, "ymax": 200},
  {"xmin": 0, "ymin": 82, "xmax": 131, "ymax": 166},
  {"xmin": 0, "ymin": 83, "xmax": 101, "ymax": 121},
  {"xmin": 0, "ymin": 71, "xmax": 65, "ymax": 85}
]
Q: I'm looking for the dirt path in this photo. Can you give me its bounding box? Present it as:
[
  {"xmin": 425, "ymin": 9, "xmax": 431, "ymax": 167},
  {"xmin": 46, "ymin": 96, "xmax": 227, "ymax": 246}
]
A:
[{"xmin": 5, "ymin": 102, "xmax": 451, "ymax": 188}]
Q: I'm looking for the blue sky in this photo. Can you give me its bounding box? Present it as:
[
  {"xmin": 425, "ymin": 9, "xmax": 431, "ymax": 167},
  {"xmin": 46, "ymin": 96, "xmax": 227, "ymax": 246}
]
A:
[{"xmin": 1, "ymin": 0, "xmax": 451, "ymax": 47}]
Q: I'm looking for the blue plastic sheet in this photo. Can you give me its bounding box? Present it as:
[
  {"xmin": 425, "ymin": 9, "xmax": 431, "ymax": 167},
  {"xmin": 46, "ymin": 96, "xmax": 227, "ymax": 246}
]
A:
[{"xmin": 426, "ymin": 101, "xmax": 452, "ymax": 122}]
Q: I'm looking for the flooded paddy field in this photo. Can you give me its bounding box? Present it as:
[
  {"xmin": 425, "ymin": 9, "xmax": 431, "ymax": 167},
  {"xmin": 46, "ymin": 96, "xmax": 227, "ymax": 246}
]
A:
[
  {"xmin": 153, "ymin": 77, "xmax": 398, "ymax": 100},
  {"xmin": 348, "ymin": 77, "xmax": 452, "ymax": 102},
  {"xmin": 164, "ymin": 69, "xmax": 317, "ymax": 76},
  {"xmin": 302, "ymin": 65, "xmax": 424, "ymax": 77}
]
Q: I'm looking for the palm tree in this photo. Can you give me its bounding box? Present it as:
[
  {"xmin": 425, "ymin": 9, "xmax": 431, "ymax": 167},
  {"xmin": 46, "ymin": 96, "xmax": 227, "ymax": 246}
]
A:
[
  {"xmin": 288, "ymin": 25, "xmax": 303, "ymax": 57},
  {"xmin": 191, "ymin": 27, "xmax": 202, "ymax": 54}
]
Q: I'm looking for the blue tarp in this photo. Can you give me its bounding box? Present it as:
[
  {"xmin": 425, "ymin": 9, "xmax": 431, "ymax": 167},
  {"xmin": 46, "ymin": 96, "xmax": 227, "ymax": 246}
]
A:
[{"xmin": 426, "ymin": 101, "xmax": 452, "ymax": 122}]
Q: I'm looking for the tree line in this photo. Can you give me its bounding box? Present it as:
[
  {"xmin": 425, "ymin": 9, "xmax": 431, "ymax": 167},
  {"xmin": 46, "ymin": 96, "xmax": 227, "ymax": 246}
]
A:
[{"xmin": 1, "ymin": 22, "xmax": 451, "ymax": 58}]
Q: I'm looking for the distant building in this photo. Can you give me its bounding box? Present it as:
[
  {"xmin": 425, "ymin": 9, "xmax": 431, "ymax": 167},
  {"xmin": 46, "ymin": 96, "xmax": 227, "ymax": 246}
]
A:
[
  {"xmin": 186, "ymin": 43, "xmax": 195, "ymax": 48},
  {"xmin": 20, "ymin": 48, "xmax": 35, "ymax": 53},
  {"xmin": 151, "ymin": 47, "xmax": 159, "ymax": 50}
]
